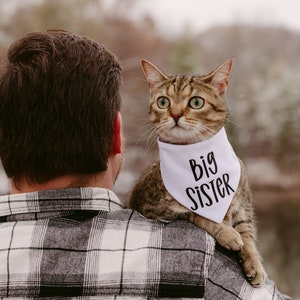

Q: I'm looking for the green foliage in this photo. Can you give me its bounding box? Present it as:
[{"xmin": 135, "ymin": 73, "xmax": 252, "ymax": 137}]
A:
[
  {"xmin": 275, "ymin": 118, "xmax": 300, "ymax": 171},
  {"xmin": 170, "ymin": 28, "xmax": 198, "ymax": 74}
]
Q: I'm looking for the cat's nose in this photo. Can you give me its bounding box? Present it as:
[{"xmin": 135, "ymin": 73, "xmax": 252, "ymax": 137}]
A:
[{"xmin": 171, "ymin": 113, "xmax": 182, "ymax": 123}]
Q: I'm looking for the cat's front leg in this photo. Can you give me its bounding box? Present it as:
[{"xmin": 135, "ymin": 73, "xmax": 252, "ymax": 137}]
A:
[
  {"xmin": 189, "ymin": 214, "xmax": 243, "ymax": 251},
  {"xmin": 234, "ymin": 222, "xmax": 266, "ymax": 286},
  {"xmin": 240, "ymin": 246, "xmax": 265, "ymax": 287}
]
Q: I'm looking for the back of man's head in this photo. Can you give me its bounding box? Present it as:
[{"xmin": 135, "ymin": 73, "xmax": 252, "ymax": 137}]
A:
[{"xmin": 0, "ymin": 30, "xmax": 122, "ymax": 185}]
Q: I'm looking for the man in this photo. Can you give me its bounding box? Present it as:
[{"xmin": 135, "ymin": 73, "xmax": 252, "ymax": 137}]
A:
[{"xmin": 0, "ymin": 30, "xmax": 290, "ymax": 299}]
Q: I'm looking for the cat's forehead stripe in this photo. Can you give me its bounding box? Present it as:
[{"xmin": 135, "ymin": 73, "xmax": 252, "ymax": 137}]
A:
[{"xmin": 165, "ymin": 76, "xmax": 194, "ymax": 98}]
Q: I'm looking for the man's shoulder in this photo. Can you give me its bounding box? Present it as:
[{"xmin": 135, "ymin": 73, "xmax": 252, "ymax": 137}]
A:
[
  {"xmin": 108, "ymin": 208, "xmax": 205, "ymax": 231},
  {"xmin": 105, "ymin": 208, "xmax": 215, "ymax": 252}
]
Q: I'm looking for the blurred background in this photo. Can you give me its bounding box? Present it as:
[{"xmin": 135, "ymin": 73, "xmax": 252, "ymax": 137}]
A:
[{"xmin": 0, "ymin": 0, "xmax": 299, "ymax": 298}]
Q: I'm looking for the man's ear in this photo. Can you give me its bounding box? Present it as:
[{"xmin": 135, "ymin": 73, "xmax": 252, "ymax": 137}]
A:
[{"xmin": 112, "ymin": 112, "xmax": 122, "ymax": 154}]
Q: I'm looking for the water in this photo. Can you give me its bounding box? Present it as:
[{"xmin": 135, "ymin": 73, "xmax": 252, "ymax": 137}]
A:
[{"xmin": 254, "ymin": 189, "xmax": 300, "ymax": 299}]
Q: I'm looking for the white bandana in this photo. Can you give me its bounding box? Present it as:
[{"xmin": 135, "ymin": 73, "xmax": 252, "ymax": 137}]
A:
[{"xmin": 158, "ymin": 127, "xmax": 241, "ymax": 223}]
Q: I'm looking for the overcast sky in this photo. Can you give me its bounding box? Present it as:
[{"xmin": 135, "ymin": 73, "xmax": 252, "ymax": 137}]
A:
[{"xmin": 122, "ymin": 0, "xmax": 300, "ymax": 35}]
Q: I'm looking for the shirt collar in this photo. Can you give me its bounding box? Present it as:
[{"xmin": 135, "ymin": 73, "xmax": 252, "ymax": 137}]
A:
[{"xmin": 0, "ymin": 187, "xmax": 124, "ymax": 219}]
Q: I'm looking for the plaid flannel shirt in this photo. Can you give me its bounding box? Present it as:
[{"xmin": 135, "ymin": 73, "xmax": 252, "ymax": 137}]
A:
[{"xmin": 0, "ymin": 187, "xmax": 290, "ymax": 299}]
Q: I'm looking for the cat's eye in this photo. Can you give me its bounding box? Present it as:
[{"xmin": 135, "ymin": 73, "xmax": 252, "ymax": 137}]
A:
[
  {"xmin": 157, "ymin": 97, "xmax": 170, "ymax": 109},
  {"xmin": 188, "ymin": 97, "xmax": 205, "ymax": 109}
]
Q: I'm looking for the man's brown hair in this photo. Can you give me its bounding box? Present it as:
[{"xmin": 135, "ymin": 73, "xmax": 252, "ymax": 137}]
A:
[{"xmin": 0, "ymin": 30, "xmax": 122, "ymax": 184}]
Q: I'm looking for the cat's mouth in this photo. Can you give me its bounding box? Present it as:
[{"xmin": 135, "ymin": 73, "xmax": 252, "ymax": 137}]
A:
[
  {"xmin": 158, "ymin": 118, "xmax": 198, "ymax": 144},
  {"xmin": 163, "ymin": 125, "xmax": 195, "ymax": 144},
  {"xmin": 161, "ymin": 120, "xmax": 208, "ymax": 144},
  {"xmin": 171, "ymin": 119, "xmax": 189, "ymax": 131}
]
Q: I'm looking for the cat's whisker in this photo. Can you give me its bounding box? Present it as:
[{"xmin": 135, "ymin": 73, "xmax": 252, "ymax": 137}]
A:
[
  {"xmin": 226, "ymin": 117, "xmax": 241, "ymax": 128},
  {"xmin": 136, "ymin": 122, "xmax": 157, "ymax": 143},
  {"xmin": 187, "ymin": 125, "xmax": 218, "ymax": 143},
  {"xmin": 192, "ymin": 131, "xmax": 205, "ymax": 143},
  {"xmin": 146, "ymin": 132, "xmax": 159, "ymax": 151},
  {"xmin": 201, "ymin": 125, "xmax": 218, "ymax": 138},
  {"xmin": 190, "ymin": 127, "xmax": 209, "ymax": 142},
  {"xmin": 142, "ymin": 122, "xmax": 170, "ymax": 153}
]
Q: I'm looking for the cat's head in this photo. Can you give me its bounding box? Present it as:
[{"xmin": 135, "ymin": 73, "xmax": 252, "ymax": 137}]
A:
[{"xmin": 141, "ymin": 58, "xmax": 233, "ymax": 144}]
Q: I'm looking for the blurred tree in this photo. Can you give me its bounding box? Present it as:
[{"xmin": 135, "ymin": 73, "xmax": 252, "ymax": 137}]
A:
[
  {"xmin": 275, "ymin": 110, "xmax": 300, "ymax": 172},
  {"xmin": 0, "ymin": 0, "xmax": 106, "ymax": 45},
  {"xmin": 169, "ymin": 26, "xmax": 199, "ymax": 74}
]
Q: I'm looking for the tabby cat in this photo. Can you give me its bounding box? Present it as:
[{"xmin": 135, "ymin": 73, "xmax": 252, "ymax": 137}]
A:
[{"xmin": 128, "ymin": 58, "xmax": 265, "ymax": 287}]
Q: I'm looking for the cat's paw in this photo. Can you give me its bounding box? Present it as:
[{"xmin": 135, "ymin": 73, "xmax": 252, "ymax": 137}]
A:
[
  {"xmin": 215, "ymin": 227, "xmax": 243, "ymax": 251},
  {"xmin": 243, "ymin": 257, "xmax": 265, "ymax": 287}
]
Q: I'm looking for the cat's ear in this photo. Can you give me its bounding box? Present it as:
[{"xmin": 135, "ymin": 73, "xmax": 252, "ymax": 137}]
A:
[
  {"xmin": 204, "ymin": 58, "xmax": 234, "ymax": 95},
  {"xmin": 140, "ymin": 59, "xmax": 168, "ymax": 88}
]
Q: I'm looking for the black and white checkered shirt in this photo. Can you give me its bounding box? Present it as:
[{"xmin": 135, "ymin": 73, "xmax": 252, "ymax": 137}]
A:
[{"xmin": 0, "ymin": 187, "xmax": 290, "ymax": 299}]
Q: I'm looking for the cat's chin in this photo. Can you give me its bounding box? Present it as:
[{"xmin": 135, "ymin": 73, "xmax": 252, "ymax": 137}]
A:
[{"xmin": 159, "ymin": 127, "xmax": 201, "ymax": 145}]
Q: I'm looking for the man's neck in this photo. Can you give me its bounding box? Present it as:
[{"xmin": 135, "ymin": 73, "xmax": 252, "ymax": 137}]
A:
[
  {"xmin": 10, "ymin": 174, "xmax": 88, "ymax": 194},
  {"xmin": 9, "ymin": 155, "xmax": 122, "ymax": 194}
]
